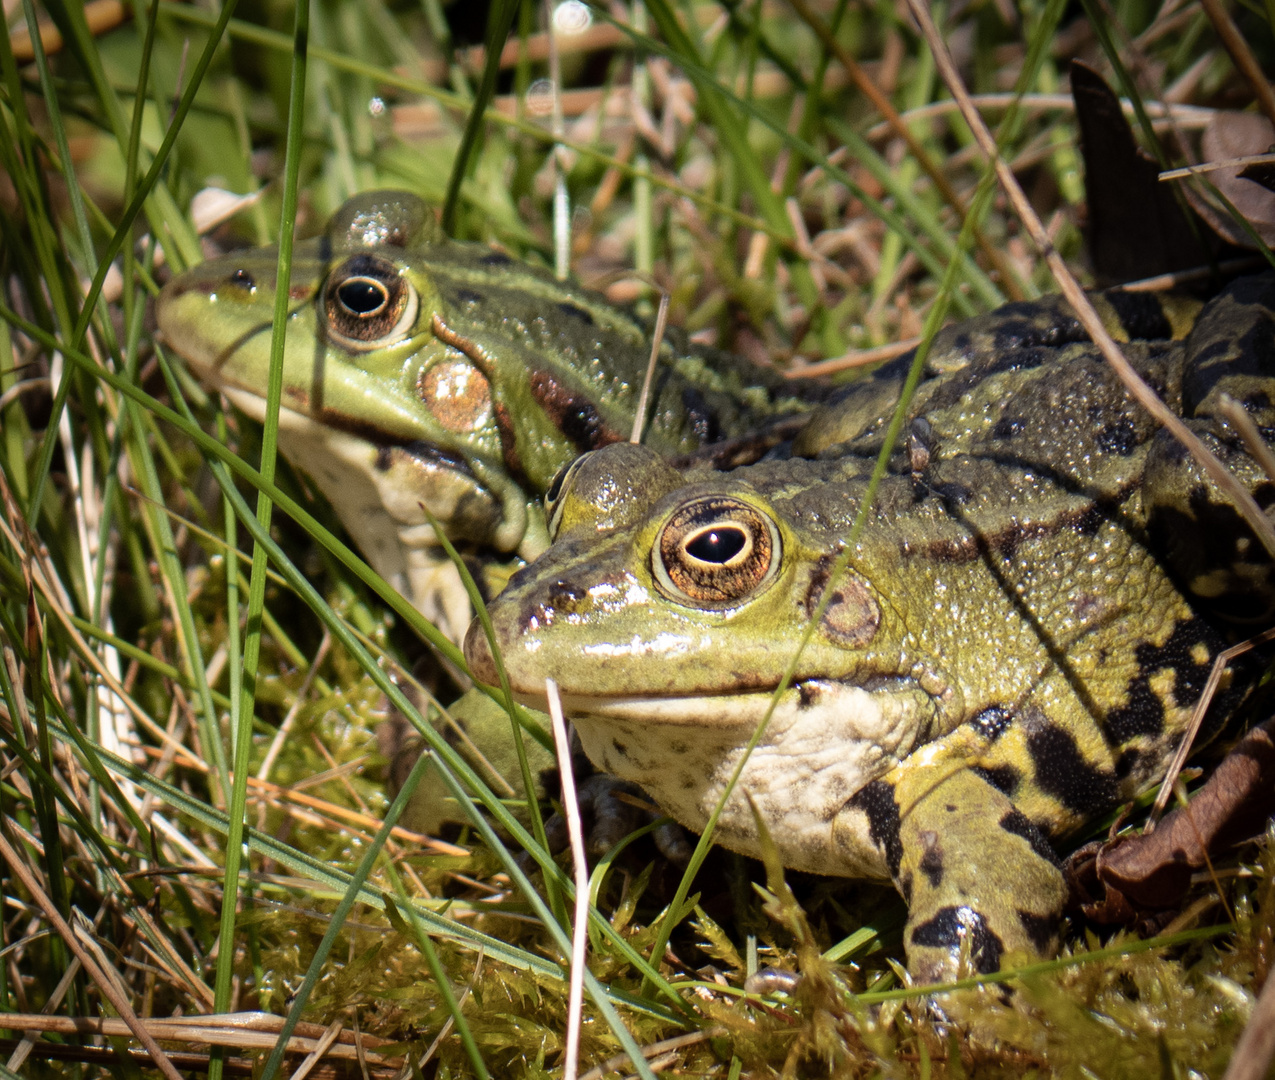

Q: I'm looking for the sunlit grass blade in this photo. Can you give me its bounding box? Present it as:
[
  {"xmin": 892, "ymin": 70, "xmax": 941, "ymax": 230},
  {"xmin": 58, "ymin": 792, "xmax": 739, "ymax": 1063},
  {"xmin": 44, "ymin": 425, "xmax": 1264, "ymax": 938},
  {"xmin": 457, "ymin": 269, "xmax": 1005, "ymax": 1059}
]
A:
[{"xmin": 441, "ymin": 0, "xmax": 520, "ymax": 233}]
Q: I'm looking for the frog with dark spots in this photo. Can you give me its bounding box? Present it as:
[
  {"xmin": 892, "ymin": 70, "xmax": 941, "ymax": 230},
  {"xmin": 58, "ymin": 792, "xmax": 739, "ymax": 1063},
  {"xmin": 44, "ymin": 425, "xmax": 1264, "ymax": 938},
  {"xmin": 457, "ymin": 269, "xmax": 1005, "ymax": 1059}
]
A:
[{"xmin": 467, "ymin": 275, "xmax": 1275, "ymax": 982}]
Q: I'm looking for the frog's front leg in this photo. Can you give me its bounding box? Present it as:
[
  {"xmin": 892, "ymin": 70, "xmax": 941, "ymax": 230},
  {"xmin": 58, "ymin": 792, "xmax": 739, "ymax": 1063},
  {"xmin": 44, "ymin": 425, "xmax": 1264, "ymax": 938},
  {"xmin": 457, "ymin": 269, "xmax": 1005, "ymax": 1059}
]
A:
[{"xmin": 843, "ymin": 764, "xmax": 1068, "ymax": 984}]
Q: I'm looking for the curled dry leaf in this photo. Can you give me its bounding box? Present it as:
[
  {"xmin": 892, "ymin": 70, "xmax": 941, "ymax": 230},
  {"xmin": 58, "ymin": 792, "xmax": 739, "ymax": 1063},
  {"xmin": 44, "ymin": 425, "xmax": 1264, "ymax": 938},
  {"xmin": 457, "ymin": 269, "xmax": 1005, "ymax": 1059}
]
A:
[
  {"xmin": 1184, "ymin": 111, "xmax": 1275, "ymax": 247},
  {"xmin": 1067, "ymin": 717, "xmax": 1275, "ymax": 923}
]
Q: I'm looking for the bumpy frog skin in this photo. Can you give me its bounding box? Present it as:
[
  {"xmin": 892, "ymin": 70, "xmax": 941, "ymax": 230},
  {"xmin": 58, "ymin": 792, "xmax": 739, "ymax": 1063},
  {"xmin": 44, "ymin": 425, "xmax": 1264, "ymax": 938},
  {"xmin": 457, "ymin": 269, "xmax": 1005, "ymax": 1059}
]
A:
[
  {"xmin": 157, "ymin": 190, "xmax": 813, "ymax": 642},
  {"xmin": 467, "ymin": 275, "xmax": 1275, "ymax": 982}
]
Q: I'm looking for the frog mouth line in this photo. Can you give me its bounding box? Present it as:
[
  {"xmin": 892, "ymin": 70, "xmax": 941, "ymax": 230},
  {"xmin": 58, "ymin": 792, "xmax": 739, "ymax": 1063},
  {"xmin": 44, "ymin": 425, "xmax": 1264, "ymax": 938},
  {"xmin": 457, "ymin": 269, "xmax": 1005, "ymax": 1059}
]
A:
[
  {"xmin": 511, "ymin": 683, "xmax": 842, "ymax": 727},
  {"xmin": 216, "ymin": 385, "xmax": 480, "ymax": 478}
]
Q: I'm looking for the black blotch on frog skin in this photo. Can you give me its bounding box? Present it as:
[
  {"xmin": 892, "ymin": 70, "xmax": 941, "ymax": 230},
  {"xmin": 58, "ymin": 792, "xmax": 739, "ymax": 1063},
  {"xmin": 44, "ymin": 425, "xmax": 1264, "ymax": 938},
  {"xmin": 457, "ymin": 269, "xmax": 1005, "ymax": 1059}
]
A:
[
  {"xmin": 374, "ymin": 441, "xmax": 475, "ymax": 477},
  {"xmin": 992, "ymin": 416, "xmax": 1026, "ymax": 440},
  {"xmin": 1115, "ymin": 747, "xmax": 1140, "ymax": 779},
  {"xmin": 681, "ymin": 386, "xmax": 722, "ymax": 444},
  {"xmin": 1017, "ymin": 909, "xmax": 1060, "ymax": 952},
  {"xmin": 946, "ymin": 331, "xmax": 973, "ymax": 360},
  {"xmin": 546, "ymin": 580, "xmax": 586, "ymax": 609},
  {"xmin": 1104, "ymin": 289, "xmax": 1173, "ymax": 341},
  {"xmin": 910, "ymin": 906, "xmax": 1004, "ymax": 975},
  {"xmin": 971, "ymin": 764, "xmax": 1021, "ymax": 796},
  {"xmin": 998, "ymin": 807, "xmax": 1062, "ymax": 867},
  {"xmin": 1104, "ymin": 616, "xmax": 1217, "ymax": 744},
  {"xmin": 611, "ymin": 738, "xmax": 629, "ymax": 758},
  {"xmin": 970, "ymin": 705, "xmax": 1013, "ymax": 741},
  {"xmin": 454, "ymin": 288, "xmax": 484, "ymax": 304},
  {"xmin": 1154, "ymin": 481, "xmax": 1275, "ymax": 584},
  {"xmin": 556, "ymin": 301, "xmax": 595, "ymax": 325},
  {"xmin": 1071, "ymin": 504, "xmax": 1107, "ymax": 537},
  {"xmin": 991, "ymin": 313, "xmax": 1071, "ymax": 352},
  {"xmin": 479, "ymin": 251, "xmax": 514, "ymax": 266},
  {"xmin": 936, "ymin": 481, "xmax": 973, "ymax": 506},
  {"xmin": 1026, "ymin": 722, "xmax": 1118, "ymax": 814},
  {"xmin": 1096, "ymin": 417, "xmax": 1139, "ymax": 456},
  {"xmin": 899, "ymin": 871, "xmax": 913, "ymax": 905},
  {"xmin": 847, "ymin": 779, "xmax": 903, "ymax": 878},
  {"xmin": 918, "ymin": 832, "xmax": 944, "ymax": 887},
  {"xmin": 529, "ymin": 370, "xmax": 624, "ymax": 452},
  {"xmin": 984, "ymin": 344, "xmax": 1051, "ymax": 375},
  {"xmin": 1184, "ymin": 298, "xmax": 1275, "ymax": 409}
]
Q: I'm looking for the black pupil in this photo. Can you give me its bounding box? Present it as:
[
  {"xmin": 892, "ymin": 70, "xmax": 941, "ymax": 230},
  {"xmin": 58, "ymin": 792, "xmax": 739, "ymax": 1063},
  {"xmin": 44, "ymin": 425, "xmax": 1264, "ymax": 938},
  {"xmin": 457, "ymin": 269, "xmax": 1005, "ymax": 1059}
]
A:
[
  {"xmin": 686, "ymin": 527, "xmax": 746, "ymax": 564},
  {"xmin": 337, "ymin": 278, "xmax": 387, "ymax": 315}
]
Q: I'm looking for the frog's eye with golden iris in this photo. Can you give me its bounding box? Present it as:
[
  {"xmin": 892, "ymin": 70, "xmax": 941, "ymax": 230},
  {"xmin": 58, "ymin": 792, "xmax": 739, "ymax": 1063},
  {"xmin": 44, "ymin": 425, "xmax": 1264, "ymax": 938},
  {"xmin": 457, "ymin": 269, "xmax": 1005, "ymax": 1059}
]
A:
[
  {"xmin": 653, "ymin": 496, "xmax": 780, "ymax": 606},
  {"xmin": 323, "ymin": 254, "xmax": 419, "ymax": 351}
]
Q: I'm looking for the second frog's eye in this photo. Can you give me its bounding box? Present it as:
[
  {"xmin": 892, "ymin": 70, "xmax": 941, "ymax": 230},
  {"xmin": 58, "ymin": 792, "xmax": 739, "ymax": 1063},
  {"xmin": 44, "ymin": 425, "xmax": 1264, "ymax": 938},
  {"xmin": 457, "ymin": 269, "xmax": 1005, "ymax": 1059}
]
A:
[
  {"xmin": 323, "ymin": 254, "xmax": 419, "ymax": 351},
  {"xmin": 653, "ymin": 496, "xmax": 780, "ymax": 606}
]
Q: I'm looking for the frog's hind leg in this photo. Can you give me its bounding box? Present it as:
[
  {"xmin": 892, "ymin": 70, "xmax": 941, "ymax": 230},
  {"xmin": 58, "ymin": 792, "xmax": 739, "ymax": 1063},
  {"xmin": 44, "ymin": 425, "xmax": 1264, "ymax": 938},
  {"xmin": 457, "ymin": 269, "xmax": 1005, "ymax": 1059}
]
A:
[{"xmin": 863, "ymin": 766, "xmax": 1069, "ymax": 984}]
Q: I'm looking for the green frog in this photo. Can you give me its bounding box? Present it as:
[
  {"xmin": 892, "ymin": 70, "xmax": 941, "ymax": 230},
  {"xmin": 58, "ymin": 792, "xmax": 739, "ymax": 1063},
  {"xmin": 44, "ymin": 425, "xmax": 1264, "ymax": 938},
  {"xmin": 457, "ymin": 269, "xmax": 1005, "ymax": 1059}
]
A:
[
  {"xmin": 156, "ymin": 190, "xmax": 814, "ymax": 643},
  {"xmin": 466, "ymin": 275, "xmax": 1275, "ymax": 982}
]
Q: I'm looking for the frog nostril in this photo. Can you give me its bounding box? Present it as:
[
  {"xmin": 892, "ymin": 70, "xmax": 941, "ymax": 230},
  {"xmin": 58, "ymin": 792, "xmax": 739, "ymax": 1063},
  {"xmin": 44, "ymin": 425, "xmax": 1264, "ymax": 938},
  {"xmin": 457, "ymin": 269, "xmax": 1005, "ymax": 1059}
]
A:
[{"xmin": 229, "ymin": 268, "xmax": 255, "ymax": 290}]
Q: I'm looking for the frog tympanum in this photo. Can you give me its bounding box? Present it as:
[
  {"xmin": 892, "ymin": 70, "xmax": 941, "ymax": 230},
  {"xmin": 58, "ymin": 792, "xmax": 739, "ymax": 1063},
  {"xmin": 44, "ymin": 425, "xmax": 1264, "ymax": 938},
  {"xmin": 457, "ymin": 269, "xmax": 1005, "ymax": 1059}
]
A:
[
  {"xmin": 157, "ymin": 190, "xmax": 813, "ymax": 642},
  {"xmin": 466, "ymin": 275, "xmax": 1275, "ymax": 982}
]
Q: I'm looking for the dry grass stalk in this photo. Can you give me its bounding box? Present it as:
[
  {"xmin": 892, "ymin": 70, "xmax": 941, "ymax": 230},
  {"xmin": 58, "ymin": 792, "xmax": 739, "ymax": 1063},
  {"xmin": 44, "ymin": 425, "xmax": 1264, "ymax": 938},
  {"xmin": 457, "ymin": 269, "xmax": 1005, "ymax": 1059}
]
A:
[{"xmin": 0, "ymin": 828, "xmax": 185, "ymax": 1080}]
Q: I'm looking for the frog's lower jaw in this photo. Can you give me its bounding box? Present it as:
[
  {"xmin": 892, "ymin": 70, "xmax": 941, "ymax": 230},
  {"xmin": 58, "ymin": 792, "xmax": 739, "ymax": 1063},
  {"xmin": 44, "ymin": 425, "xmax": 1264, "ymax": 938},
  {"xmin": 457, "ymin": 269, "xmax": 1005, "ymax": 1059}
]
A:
[
  {"xmin": 539, "ymin": 679, "xmax": 942, "ymax": 879},
  {"xmin": 217, "ymin": 387, "xmax": 545, "ymax": 643},
  {"xmin": 217, "ymin": 388, "xmax": 473, "ymax": 640}
]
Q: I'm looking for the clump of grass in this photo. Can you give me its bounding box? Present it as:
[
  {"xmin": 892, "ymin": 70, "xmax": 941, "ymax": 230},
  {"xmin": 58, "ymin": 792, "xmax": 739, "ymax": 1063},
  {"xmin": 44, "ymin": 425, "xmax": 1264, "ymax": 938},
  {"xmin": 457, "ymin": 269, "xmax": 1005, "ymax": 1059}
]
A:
[{"xmin": 1, "ymin": 0, "xmax": 1273, "ymax": 1075}]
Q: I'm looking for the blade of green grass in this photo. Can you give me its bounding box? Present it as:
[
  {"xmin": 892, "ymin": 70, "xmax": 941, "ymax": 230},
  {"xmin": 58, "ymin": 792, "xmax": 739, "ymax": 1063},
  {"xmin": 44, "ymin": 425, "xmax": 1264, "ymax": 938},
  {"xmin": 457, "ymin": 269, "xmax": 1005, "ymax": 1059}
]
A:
[
  {"xmin": 441, "ymin": 0, "xmax": 520, "ymax": 234},
  {"xmin": 256, "ymin": 748, "xmax": 434, "ymax": 1080},
  {"xmin": 47, "ymin": 330, "xmax": 704, "ymax": 1015},
  {"xmin": 24, "ymin": 0, "xmax": 242, "ymax": 533},
  {"xmin": 34, "ymin": 710, "xmax": 684, "ymax": 1024},
  {"xmin": 589, "ymin": 1, "xmax": 1000, "ymax": 315},
  {"xmin": 431, "ymin": 761, "xmax": 665, "ymax": 1080},
  {"xmin": 209, "ymin": 4, "xmax": 310, "ymax": 1077},
  {"xmin": 384, "ymin": 860, "xmax": 491, "ymax": 1079}
]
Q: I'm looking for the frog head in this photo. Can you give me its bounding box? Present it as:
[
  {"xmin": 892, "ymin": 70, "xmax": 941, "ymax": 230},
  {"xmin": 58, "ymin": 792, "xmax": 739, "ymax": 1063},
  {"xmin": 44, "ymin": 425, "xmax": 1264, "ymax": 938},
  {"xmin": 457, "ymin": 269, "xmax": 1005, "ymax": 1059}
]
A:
[
  {"xmin": 464, "ymin": 442, "xmax": 952, "ymax": 872},
  {"xmin": 157, "ymin": 190, "xmax": 534, "ymax": 563},
  {"xmin": 467, "ymin": 441, "xmax": 930, "ymax": 707}
]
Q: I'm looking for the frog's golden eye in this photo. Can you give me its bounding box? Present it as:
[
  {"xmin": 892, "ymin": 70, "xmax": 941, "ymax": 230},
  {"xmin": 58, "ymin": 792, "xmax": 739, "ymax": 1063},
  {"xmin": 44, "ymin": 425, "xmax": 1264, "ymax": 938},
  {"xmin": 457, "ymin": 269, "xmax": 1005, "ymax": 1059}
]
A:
[
  {"xmin": 653, "ymin": 496, "xmax": 780, "ymax": 606},
  {"xmin": 323, "ymin": 254, "xmax": 419, "ymax": 351}
]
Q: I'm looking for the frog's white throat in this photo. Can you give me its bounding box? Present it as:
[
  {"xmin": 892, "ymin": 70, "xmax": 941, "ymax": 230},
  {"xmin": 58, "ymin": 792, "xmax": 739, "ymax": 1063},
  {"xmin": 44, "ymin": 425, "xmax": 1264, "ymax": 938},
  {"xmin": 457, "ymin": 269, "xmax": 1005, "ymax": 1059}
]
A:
[{"xmin": 561, "ymin": 680, "xmax": 930, "ymax": 878}]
